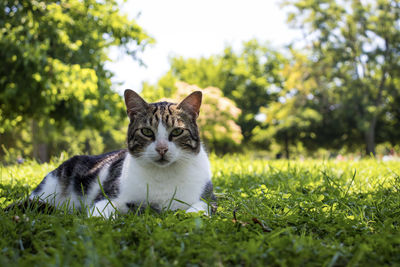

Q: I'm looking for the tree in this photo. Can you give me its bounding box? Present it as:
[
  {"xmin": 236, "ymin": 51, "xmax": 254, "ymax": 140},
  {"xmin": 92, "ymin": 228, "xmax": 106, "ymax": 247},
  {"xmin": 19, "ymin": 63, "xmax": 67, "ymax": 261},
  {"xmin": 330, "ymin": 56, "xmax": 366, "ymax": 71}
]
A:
[
  {"xmin": 168, "ymin": 40, "xmax": 286, "ymax": 143},
  {"xmin": 0, "ymin": 0, "xmax": 153, "ymax": 161},
  {"xmin": 283, "ymin": 0, "xmax": 400, "ymax": 156},
  {"xmin": 253, "ymin": 51, "xmax": 322, "ymax": 158}
]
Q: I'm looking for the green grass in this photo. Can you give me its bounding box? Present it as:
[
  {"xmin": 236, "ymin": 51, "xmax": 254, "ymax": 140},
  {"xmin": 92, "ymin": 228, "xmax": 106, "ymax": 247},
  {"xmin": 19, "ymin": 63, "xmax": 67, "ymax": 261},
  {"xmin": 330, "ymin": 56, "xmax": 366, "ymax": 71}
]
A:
[{"xmin": 1, "ymin": 155, "xmax": 400, "ymax": 266}]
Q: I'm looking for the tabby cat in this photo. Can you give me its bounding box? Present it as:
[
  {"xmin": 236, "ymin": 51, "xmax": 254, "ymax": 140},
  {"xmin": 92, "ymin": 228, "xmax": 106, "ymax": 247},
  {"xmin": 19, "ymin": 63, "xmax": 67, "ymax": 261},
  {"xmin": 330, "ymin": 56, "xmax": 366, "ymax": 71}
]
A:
[{"xmin": 28, "ymin": 90, "xmax": 216, "ymax": 218}]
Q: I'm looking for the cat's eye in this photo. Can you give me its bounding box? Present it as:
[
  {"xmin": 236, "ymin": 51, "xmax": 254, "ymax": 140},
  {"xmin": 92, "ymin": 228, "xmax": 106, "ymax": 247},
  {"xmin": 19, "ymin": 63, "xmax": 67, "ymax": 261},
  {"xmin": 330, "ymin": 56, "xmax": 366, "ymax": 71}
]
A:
[
  {"xmin": 141, "ymin": 128, "xmax": 154, "ymax": 137},
  {"xmin": 170, "ymin": 128, "xmax": 184, "ymax": 137}
]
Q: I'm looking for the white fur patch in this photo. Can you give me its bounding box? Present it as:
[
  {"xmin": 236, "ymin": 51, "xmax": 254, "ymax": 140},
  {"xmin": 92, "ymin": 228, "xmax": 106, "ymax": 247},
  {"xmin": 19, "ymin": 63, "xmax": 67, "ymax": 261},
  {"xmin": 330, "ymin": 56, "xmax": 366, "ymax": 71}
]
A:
[
  {"xmin": 157, "ymin": 121, "xmax": 169, "ymax": 140},
  {"xmin": 30, "ymin": 173, "xmax": 62, "ymax": 205},
  {"xmin": 113, "ymin": 145, "xmax": 212, "ymax": 216},
  {"xmin": 186, "ymin": 201, "xmax": 211, "ymax": 215},
  {"xmin": 90, "ymin": 199, "xmax": 117, "ymax": 218}
]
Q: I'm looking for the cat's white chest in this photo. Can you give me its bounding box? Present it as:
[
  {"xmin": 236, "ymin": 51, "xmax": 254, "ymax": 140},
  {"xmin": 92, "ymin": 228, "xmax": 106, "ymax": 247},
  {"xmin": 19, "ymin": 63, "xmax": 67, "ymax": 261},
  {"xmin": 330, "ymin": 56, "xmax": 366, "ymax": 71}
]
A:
[{"xmin": 117, "ymin": 149, "xmax": 211, "ymax": 211}]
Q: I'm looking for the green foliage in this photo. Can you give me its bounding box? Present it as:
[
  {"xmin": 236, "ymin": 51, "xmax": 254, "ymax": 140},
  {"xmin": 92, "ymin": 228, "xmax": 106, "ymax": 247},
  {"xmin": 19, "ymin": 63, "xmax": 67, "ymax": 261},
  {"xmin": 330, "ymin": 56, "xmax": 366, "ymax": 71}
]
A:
[
  {"xmin": 166, "ymin": 40, "xmax": 286, "ymax": 143},
  {"xmin": 253, "ymin": 50, "xmax": 338, "ymax": 157},
  {"xmin": 2, "ymin": 0, "xmax": 399, "ymax": 160},
  {"xmin": 282, "ymin": 0, "xmax": 400, "ymax": 155},
  {"xmin": 140, "ymin": 2, "xmax": 400, "ymax": 157},
  {"xmin": 0, "ymin": 0, "xmax": 152, "ymax": 161},
  {"xmin": 143, "ymin": 25, "xmax": 400, "ymax": 156},
  {"xmin": 1, "ymin": 156, "xmax": 400, "ymax": 265}
]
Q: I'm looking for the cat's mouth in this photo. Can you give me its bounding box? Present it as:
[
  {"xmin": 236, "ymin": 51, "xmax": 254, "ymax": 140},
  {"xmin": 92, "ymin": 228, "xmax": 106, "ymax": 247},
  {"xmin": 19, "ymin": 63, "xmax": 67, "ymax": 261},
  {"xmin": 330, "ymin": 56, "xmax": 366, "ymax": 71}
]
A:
[{"xmin": 155, "ymin": 157, "xmax": 170, "ymax": 166}]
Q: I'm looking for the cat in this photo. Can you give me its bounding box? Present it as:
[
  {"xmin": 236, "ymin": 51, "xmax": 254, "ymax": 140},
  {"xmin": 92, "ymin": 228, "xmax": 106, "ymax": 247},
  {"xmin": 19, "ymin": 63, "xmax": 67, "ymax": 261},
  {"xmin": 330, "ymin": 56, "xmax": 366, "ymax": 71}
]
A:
[{"xmin": 28, "ymin": 90, "xmax": 216, "ymax": 218}]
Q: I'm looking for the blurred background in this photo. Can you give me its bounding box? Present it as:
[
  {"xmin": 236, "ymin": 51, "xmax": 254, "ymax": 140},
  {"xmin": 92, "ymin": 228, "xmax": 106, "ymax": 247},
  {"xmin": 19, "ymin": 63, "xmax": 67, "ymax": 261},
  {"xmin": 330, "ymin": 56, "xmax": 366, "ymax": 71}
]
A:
[{"xmin": 0, "ymin": 0, "xmax": 399, "ymax": 163}]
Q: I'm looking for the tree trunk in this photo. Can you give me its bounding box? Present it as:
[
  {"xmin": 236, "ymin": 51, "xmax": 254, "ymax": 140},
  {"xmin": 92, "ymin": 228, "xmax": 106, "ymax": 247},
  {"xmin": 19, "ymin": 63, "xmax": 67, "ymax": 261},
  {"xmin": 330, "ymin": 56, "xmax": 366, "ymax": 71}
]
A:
[
  {"xmin": 364, "ymin": 38, "xmax": 389, "ymax": 157},
  {"xmin": 365, "ymin": 116, "xmax": 377, "ymax": 156},
  {"xmin": 31, "ymin": 119, "xmax": 49, "ymax": 162},
  {"xmin": 284, "ymin": 133, "xmax": 290, "ymax": 159},
  {"xmin": 31, "ymin": 119, "xmax": 39, "ymax": 160},
  {"xmin": 38, "ymin": 143, "xmax": 48, "ymax": 162}
]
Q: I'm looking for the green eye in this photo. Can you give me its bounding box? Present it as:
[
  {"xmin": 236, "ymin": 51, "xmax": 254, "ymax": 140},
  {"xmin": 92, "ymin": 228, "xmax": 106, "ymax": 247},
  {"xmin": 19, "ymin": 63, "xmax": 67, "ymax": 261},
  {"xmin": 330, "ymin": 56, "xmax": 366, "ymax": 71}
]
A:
[
  {"xmin": 171, "ymin": 128, "xmax": 184, "ymax": 137},
  {"xmin": 141, "ymin": 128, "xmax": 154, "ymax": 137}
]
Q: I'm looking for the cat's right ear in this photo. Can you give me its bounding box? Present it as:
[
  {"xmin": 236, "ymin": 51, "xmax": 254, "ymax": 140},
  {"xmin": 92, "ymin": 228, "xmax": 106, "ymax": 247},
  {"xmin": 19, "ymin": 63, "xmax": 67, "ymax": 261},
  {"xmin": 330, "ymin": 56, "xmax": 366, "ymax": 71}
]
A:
[
  {"xmin": 124, "ymin": 89, "xmax": 149, "ymax": 119},
  {"xmin": 177, "ymin": 91, "xmax": 202, "ymax": 118}
]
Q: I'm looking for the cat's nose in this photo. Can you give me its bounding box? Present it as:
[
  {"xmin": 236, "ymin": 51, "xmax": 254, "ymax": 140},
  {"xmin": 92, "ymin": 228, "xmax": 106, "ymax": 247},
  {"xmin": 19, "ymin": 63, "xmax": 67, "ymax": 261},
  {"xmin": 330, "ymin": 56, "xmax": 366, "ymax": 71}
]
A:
[{"xmin": 156, "ymin": 145, "xmax": 168, "ymax": 156}]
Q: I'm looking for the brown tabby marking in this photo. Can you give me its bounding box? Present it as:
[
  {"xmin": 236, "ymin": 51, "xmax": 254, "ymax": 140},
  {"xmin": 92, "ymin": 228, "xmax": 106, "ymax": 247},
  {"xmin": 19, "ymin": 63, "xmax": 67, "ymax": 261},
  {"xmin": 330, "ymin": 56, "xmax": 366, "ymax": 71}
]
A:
[{"xmin": 126, "ymin": 100, "xmax": 200, "ymax": 157}]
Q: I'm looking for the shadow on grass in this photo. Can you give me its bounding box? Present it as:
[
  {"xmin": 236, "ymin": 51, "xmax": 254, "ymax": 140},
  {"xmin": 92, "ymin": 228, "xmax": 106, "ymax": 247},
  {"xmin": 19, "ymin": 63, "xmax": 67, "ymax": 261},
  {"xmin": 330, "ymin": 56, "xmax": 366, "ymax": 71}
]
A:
[
  {"xmin": 0, "ymin": 183, "xmax": 56, "ymax": 214},
  {"xmin": 4, "ymin": 198, "xmax": 56, "ymax": 214}
]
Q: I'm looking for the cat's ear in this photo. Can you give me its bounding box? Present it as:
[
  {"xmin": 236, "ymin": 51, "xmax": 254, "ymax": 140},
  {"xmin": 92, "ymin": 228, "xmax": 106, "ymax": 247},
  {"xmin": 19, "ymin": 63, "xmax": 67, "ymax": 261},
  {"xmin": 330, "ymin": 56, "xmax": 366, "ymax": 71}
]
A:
[
  {"xmin": 124, "ymin": 89, "xmax": 149, "ymax": 119},
  {"xmin": 177, "ymin": 91, "xmax": 202, "ymax": 118}
]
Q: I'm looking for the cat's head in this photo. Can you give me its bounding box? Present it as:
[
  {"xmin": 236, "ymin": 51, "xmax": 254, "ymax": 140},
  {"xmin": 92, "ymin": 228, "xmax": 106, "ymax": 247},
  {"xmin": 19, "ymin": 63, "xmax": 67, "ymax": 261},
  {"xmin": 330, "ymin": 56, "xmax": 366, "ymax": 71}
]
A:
[{"xmin": 124, "ymin": 89, "xmax": 202, "ymax": 167}]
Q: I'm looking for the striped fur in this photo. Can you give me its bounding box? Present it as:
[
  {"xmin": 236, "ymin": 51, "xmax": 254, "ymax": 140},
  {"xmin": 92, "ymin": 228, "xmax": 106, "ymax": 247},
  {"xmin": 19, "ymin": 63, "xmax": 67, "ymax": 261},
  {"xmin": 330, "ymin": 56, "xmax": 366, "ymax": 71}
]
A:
[
  {"xmin": 126, "ymin": 95, "xmax": 201, "ymax": 157},
  {"xmin": 28, "ymin": 90, "xmax": 216, "ymax": 218}
]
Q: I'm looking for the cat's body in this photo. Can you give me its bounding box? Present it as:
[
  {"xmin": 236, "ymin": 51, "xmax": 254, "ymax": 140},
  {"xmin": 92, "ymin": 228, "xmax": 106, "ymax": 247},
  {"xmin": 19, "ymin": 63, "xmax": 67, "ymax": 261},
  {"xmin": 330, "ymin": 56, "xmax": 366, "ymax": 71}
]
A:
[{"xmin": 29, "ymin": 90, "xmax": 216, "ymax": 218}]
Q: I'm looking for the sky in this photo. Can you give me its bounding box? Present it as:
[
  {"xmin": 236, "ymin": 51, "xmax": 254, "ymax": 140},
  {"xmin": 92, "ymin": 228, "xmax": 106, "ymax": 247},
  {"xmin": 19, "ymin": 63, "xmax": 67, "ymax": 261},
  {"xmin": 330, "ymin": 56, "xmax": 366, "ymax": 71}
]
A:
[{"xmin": 106, "ymin": 0, "xmax": 301, "ymax": 94}]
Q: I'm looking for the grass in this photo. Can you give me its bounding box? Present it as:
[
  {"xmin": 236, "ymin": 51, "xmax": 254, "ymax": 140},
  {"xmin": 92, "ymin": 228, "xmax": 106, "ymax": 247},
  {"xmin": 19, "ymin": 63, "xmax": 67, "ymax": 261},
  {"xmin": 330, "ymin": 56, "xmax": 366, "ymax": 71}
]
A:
[{"xmin": 1, "ymin": 155, "xmax": 400, "ymax": 266}]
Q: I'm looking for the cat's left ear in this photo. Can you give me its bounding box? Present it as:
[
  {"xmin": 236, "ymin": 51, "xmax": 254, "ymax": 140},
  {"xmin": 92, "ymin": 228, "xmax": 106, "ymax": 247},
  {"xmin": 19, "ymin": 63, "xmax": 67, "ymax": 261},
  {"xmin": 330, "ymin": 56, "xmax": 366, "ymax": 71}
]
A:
[
  {"xmin": 124, "ymin": 89, "xmax": 149, "ymax": 119},
  {"xmin": 177, "ymin": 91, "xmax": 202, "ymax": 118}
]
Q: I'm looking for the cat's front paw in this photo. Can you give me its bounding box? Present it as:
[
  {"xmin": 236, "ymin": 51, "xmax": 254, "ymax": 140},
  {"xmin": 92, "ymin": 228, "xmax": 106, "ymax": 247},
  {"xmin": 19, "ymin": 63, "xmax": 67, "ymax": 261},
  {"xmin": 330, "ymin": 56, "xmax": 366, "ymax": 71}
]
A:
[
  {"xmin": 186, "ymin": 201, "xmax": 210, "ymax": 216},
  {"xmin": 90, "ymin": 199, "xmax": 118, "ymax": 219}
]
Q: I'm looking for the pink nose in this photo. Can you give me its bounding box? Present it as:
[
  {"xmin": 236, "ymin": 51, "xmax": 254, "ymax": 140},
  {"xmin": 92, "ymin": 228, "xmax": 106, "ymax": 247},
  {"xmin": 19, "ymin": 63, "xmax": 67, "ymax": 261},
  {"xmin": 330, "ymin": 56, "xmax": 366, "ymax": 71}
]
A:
[{"xmin": 156, "ymin": 145, "xmax": 168, "ymax": 156}]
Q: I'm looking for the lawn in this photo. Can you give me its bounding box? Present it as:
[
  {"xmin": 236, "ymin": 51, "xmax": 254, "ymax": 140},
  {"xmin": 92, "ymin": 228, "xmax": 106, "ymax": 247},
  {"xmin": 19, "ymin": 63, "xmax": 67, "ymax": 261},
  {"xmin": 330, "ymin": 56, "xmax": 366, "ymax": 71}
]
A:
[{"xmin": 1, "ymin": 155, "xmax": 400, "ymax": 266}]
